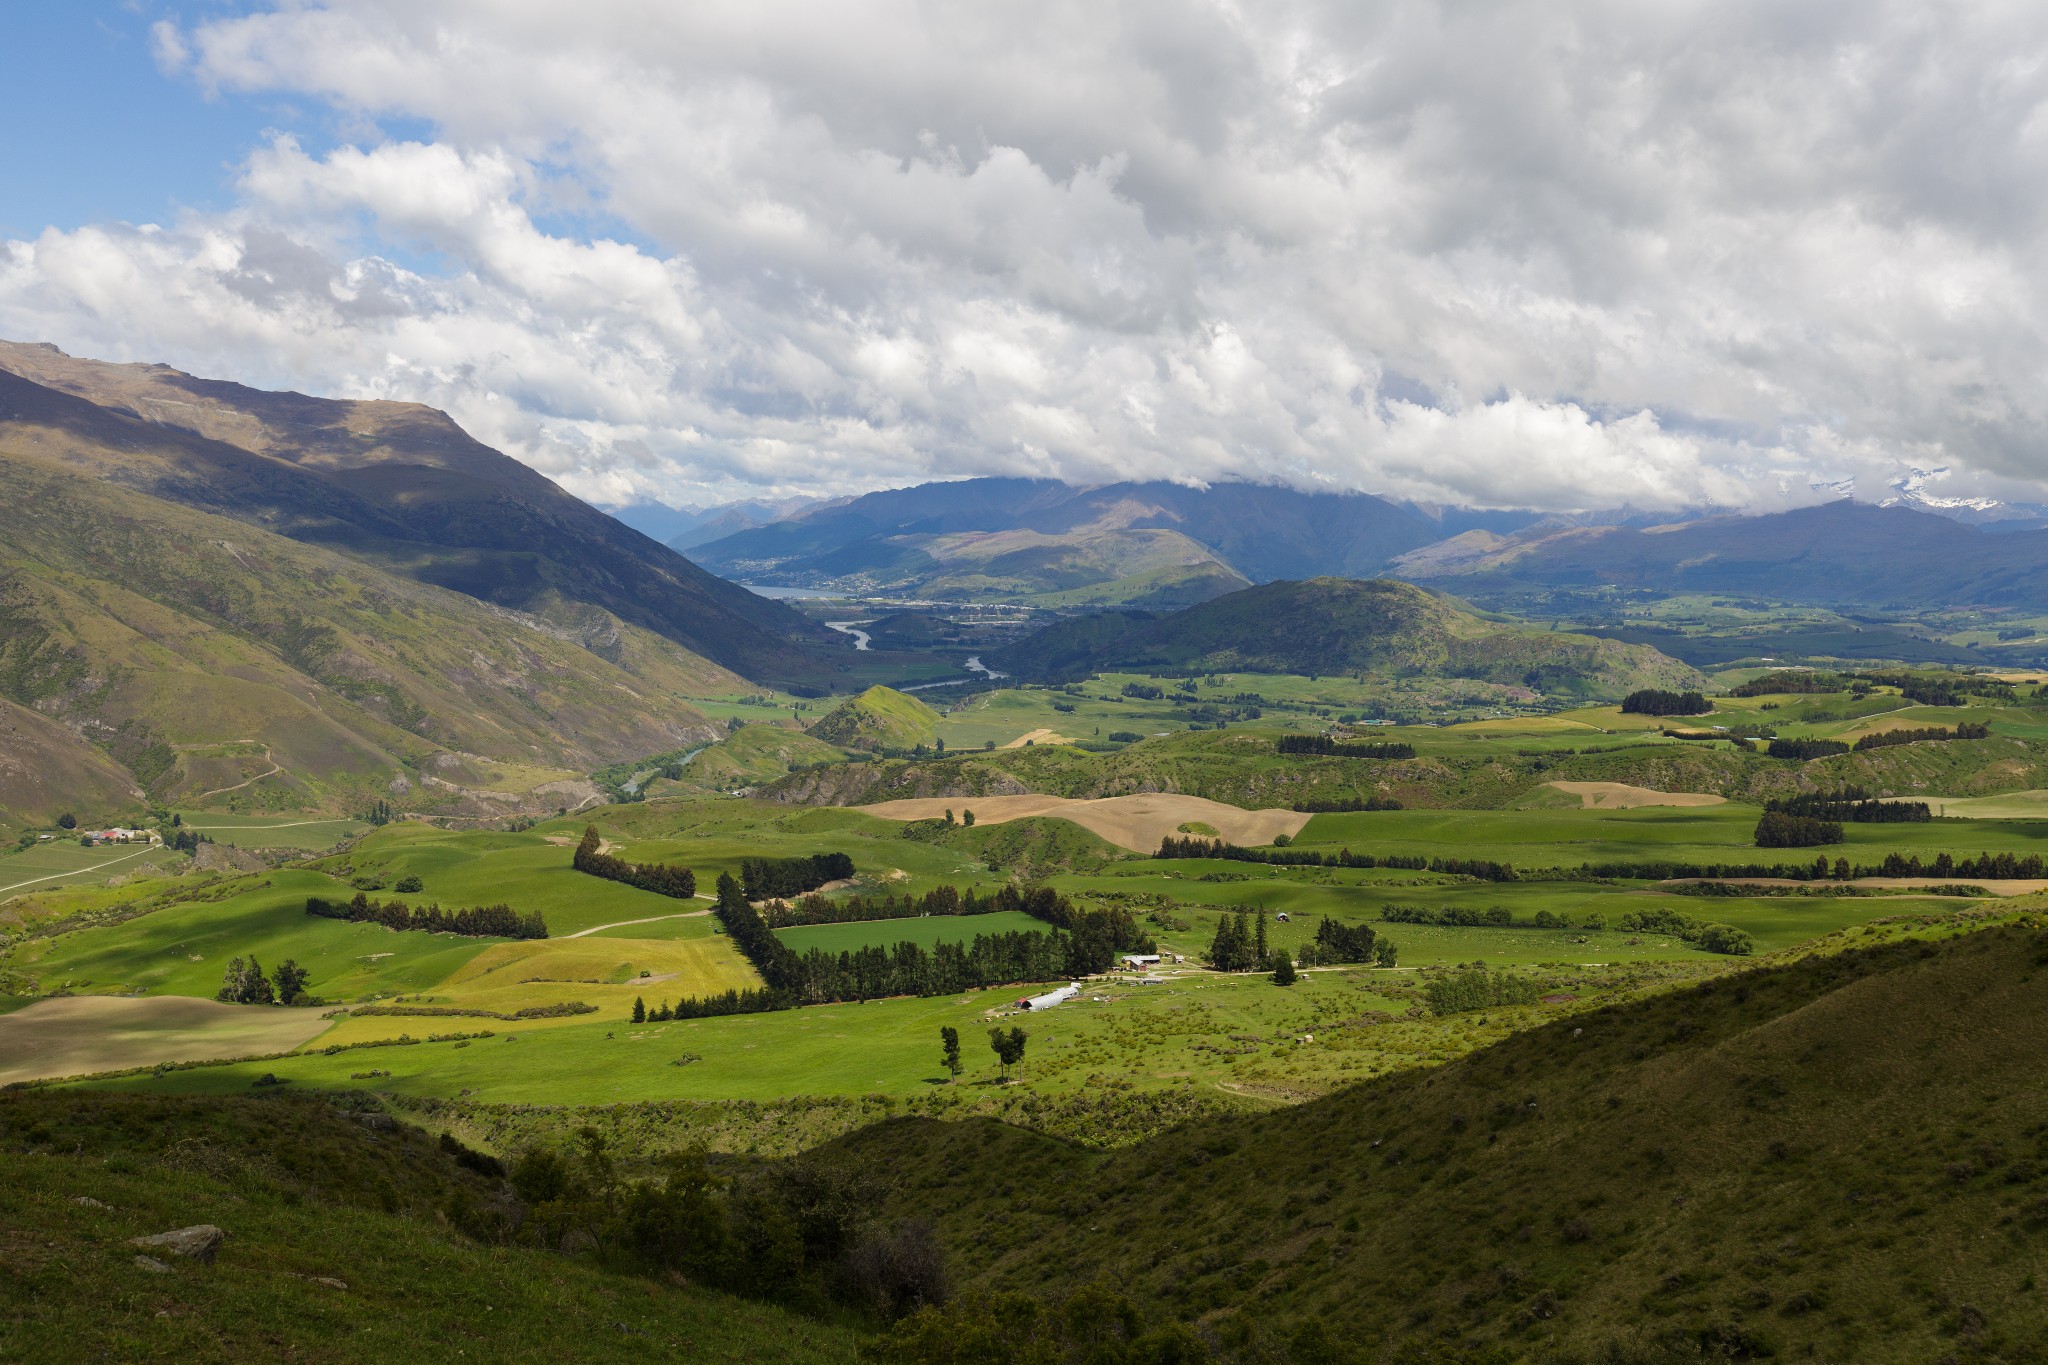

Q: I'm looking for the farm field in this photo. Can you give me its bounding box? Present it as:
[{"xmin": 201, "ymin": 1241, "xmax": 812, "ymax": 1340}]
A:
[
  {"xmin": 0, "ymin": 993, "xmax": 332, "ymax": 1085},
  {"xmin": 857, "ymin": 792, "xmax": 1310, "ymax": 851},
  {"xmin": 177, "ymin": 813, "xmax": 368, "ymax": 850},
  {"xmin": 0, "ymin": 839, "xmax": 178, "ymax": 897},
  {"xmin": 72, "ymin": 958, "xmax": 1661, "ymax": 1109},
  {"xmin": 1293, "ymin": 803, "xmax": 2048, "ymax": 866}
]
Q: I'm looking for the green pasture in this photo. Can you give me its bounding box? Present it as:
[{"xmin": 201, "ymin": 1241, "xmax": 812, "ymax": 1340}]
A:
[
  {"xmin": 1050, "ymin": 859, "xmax": 1914, "ymax": 963},
  {"xmin": 177, "ymin": 813, "xmax": 368, "ymax": 850},
  {"xmin": 16, "ymin": 869, "xmax": 489, "ymax": 1001},
  {"xmin": 314, "ymin": 823, "xmax": 710, "ymax": 936},
  {"xmin": 526, "ymin": 801, "xmax": 1003, "ymax": 901},
  {"xmin": 775, "ymin": 910, "xmax": 1049, "ymax": 955},
  {"xmin": 1293, "ymin": 804, "xmax": 2048, "ymax": 867},
  {"xmin": 80, "ymin": 961, "xmax": 1587, "ymax": 1107},
  {"xmin": 0, "ymin": 838, "xmax": 180, "ymax": 896}
]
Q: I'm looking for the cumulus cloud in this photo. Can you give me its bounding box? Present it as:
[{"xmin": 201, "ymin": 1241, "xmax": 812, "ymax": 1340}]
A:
[{"xmin": 8, "ymin": 0, "xmax": 2048, "ymax": 512}]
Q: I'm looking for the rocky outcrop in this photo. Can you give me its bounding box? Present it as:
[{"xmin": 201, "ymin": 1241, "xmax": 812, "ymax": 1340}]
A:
[{"xmin": 128, "ymin": 1224, "xmax": 224, "ymax": 1264}]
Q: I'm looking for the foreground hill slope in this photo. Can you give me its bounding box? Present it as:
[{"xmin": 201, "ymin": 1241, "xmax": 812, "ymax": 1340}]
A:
[
  {"xmin": 0, "ymin": 342, "xmax": 833, "ymax": 684},
  {"xmin": 840, "ymin": 923, "xmax": 2048, "ymax": 1361},
  {"xmin": 0, "ymin": 1092, "xmax": 854, "ymax": 1362},
  {"xmin": 990, "ymin": 578, "xmax": 1704, "ymax": 697},
  {"xmin": 0, "ymin": 444, "xmax": 731, "ymax": 819}
]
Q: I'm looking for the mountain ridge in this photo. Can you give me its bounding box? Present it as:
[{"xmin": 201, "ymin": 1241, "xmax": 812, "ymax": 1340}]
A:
[{"xmin": 0, "ymin": 341, "xmax": 835, "ymax": 685}]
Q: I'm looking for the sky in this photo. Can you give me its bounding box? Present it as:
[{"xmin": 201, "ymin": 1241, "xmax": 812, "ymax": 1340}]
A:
[{"xmin": 5, "ymin": 1, "xmax": 2048, "ymax": 516}]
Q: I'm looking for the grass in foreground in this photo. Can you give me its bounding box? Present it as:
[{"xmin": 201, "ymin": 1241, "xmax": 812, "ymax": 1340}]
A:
[{"xmin": 0, "ymin": 1092, "xmax": 856, "ymax": 1363}]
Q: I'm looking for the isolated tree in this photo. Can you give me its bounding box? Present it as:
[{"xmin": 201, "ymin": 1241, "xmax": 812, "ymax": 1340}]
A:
[
  {"xmin": 1271, "ymin": 953, "xmax": 1297, "ymax": 986},
  {"xmin": 935, "ymin": 738, "xmax": 946, "ymax": 755},
  {"xmin": 1373, "ymin": 940, "xmax": 1399, "ymax": 968},
  {"xmin": 217, "ymin": 956, "xmax": 274, "ymax": 1005},
  {"xmin": 940, "ymin": 1025, "xmax": 962, "ymax": 1080},
  {"xmin": 944, "ymin": 809, "xmax": 956, "ymax": 826},
  {"xmin": 272, "ymin": 959, "xmax": 310, "ymax": 1004},
  {"xmin": 56, "ymin": 812, "xmax": 75, "ymax": 830},
  {"xmin": 988, "ymin": 1026, "xmax": 1027, "ymax": 1082},
  {"xmin": 632, "ymin": 996, "xmax": 647, "ymax": 1024},
  {"xmin": 962, "ymin": 809, "xmax": 976, "ymax": 827}
]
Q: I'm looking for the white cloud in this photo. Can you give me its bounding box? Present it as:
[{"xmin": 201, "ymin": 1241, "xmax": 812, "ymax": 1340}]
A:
[{"xmin": 11, "ymin": 0, "xmax": 2048, "ymax": 512}]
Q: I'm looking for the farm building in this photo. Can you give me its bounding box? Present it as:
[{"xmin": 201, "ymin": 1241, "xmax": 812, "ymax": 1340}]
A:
[
  {"xmin": 1121, "ymin": 953, "xmax": 1161, "ymax": 969},
  {"xmin": 1016, "ymin": 983, "xmax": 1082, "ymax": 1012}
]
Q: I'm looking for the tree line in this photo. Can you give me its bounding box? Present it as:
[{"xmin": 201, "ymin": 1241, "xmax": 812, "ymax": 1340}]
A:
[
  {"xmin": 1289, "ymin": 795, "xmax": 1404, "ymax": 812},
  {"xmin": 1620, "ymin": 688, "xmax": 1710, "ymax": 716},
  {"xmin": 1767, "ymin": 737, "xmax": 1851, "ymax": 760},
  {"xmin": 1379, "ymin": 903, "xmax": 1605, "ymax": 931},
  {"xmin": 1765, "ymin": 788, "xmax": 1930, "ymax": 823},
  {"xmin": 741, "ymin": 852, "xmax": 855, "ymax": 901},
  {"xmin": 670, "ymin": 873, "xmax": 1153, "ymax": 1016},
  {"xmin": 573, "ymin": 825, "xmax": 697, "ymax": 899},
  {"xmin": 1853, "ymin": 723, "xmax": 1989, "ymax": 750},
  {"xmin": 306, "ymin": 892, "xmax": 548, "ymax": 939},
  {"xmin": 1753, "ymin": 810, "xmax": 1844, "ymax": 847},
  {"xmin": 1275, "ymin": 735, "xmax": 1416, "ymax": 759},
  {"xmin": 758, "ymin": 881, "xmax": 1028, "ymax": 928},
  {"xmin": 1155, "ymin": 834, "xmax": 1516, "ymax": 882}
]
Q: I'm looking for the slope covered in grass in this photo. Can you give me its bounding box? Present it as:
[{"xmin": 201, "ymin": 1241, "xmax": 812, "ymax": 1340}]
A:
[
  {"xmin": 0, "ymin": 342, "xmax": 835, "ymax": 684},
  {"xmin": 0, "ymin": 443, "xmax": 733, "ymax": 820},
  {"xmin": 990, "ymin": 578, "xmax": 1704, "ymax": 698},
  {"xmin": 832, "ymin": 922, "xmax": 2048, "ymax": 1361},
  {"xmin": 806, "ymin": 686, "xmax": 943, "ymax": 752},
  {"xmin": 0, "ymin": 1090, "xmax": 856, "ymax": 1363}
]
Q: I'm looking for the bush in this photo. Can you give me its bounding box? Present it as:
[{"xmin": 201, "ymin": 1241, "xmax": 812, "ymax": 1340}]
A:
[{"xmin": 394, "ymin": 874, "xmax": 424, "ymax": 893}]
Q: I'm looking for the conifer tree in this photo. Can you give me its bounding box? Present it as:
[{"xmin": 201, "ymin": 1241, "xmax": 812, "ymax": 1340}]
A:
[
  {"xmin": 989, "ymin": 1025, "xmax": 1027, "ymax": 1081},
  {"xmin": 1271, "ymin": 953, "xmax": 1297, "ymax": 986},
  {"xmin": 632, "ymin": 996, "xmax": 647, "ymax": 1024},
  {"xmin": 940, "ymin": 1025, "xmax": 961, "ymax": 1080}
]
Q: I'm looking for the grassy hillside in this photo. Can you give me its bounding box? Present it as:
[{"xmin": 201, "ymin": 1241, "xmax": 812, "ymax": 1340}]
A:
[
  {"xmin": 0, "ymin": 697, "xmax": 141, "ymax": 828},
  {"xmin": 842, "ymin": 922, "xmax": 2048, "ymax": 1361},
  {"xmin": 0, "ymin": 444, "xmax": 736, "ymax": 820},
  {"xmin": 0, "ymin": 342, "xmax": 837, "ymax": 685},
  {"xmin": 669, "ymin": 723, "xmax": 855, "ymax": 793},
  {"xmin": 990, "ymin": 578, "xmax": 1703, "ymax": 699},
  {"xmin": 0, "ymin": 1090, "xmax": 856, "ymax": 1362},
  {"xmin": 806, "ymin": 687, "xmax": 943, "ymax": 753}
]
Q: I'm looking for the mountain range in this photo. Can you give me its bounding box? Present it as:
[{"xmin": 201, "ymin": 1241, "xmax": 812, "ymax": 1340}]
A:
[
  {"xmin": 676, "ymin": 473, "xmax": 2048, "ymax": 617},
  {"xmin": 1392, "ymin": 499, "xmax": 2048, "ymax": 610},
  {"xmin": 684, "ymin": 477, "xmax": 1540, "ymax": 607}
]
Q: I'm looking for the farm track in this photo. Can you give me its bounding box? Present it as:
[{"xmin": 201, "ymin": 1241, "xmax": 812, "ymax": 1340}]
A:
[
  {"xmin": 0, "ymin": 844, "xmax": 160, "ymax": 896},
  {"xmin": 564, "ymin": 908, "xmax": 713, "ymax": 939}
]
